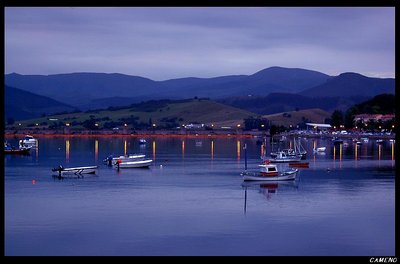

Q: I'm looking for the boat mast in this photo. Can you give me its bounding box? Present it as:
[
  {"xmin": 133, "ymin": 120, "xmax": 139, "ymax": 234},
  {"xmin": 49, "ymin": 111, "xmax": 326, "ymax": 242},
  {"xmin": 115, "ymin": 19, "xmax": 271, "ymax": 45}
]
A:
[{"xmin": 243, "ymin": 143, "xmax": 247, "ymax": 171}]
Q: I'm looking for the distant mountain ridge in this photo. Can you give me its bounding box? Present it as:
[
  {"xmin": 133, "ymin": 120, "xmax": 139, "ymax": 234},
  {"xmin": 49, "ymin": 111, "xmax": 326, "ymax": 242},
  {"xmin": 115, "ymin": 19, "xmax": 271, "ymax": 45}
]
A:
[
  {"xmin": 5, "ymin": 85, "xmax": 77, "ymax": 121},
  {"xmin": 5, "ymin": 66, "xmax": 333, "ymax": 109},
  {"xmin": 300, "ymin": 72, "xmax": 395, "ymax": 97},
  {"xmin": 217, "ymin": 93, "xmax": 371, "ymax": 115},
  {"xmin": 5, "ymin": 66, "xmax": 394, "ymax": 117}
]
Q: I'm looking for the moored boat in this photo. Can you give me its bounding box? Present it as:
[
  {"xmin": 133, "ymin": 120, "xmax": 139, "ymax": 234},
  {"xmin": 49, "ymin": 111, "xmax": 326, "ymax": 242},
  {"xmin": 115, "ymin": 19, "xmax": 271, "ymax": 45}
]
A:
[
  {"xmin": 19, "ymin": 135, "xmax": 37, "ymax": 148},
  {"xmin": 241, "ymin": 162, "xmax": 298, "ymax": 181},
  {"xmin": 52, "ymin": 165, "xmax": 98, "ymax": 177},
  {"xmin": 115, "ymin": 159, "xmax": 153, "ymax": 168},
  {"xmin": 269, "ymin": 151, "xmax": 301, "ymax": 163},
  {"xmin": 103, "ymin": 154, "xmax": 146, "ymax": 165},
  {"xmin": 313, "ymin": 147, "xmax": 326, "ymax": 152}
]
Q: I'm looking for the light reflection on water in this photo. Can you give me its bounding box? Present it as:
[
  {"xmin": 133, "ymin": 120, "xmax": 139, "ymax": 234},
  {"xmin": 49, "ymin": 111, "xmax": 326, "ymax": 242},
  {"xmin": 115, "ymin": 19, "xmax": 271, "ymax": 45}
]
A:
[{"xmin": 4, "ymin": 136, "xmax": 395, "ymax": 256}]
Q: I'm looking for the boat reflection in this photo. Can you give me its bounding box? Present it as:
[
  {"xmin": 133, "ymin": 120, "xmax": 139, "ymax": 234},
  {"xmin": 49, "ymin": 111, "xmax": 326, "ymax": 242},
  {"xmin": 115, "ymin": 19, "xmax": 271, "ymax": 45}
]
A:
[{"xmin": 242, "ymin": 180, "xmax": 299, "ymax": 213}]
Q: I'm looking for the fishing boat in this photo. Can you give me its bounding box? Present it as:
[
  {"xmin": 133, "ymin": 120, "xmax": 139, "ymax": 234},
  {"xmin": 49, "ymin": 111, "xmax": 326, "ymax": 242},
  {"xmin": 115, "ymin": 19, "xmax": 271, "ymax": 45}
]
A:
[
  {"xmin": 19, "ymin": 135, "xmax": 37, "ymax": 148},
  {"xmin": 52, "ymin": 165, "xmax": 98, "ymax": 177},
  {"xmin": 103, "ymin": 154, "xmax": 146, "ymax": 165},
  {"xmin": 241, "ymin": 162, "xmax": 298, "ymax": 181},
  {"xmin": 270, "ymin": 137, "xmax": 306, "ymax": 160},
  {"xmin": 115, "ymin": 159, "xmax": 153, "ymax": 168},
  {"xmin": 269, "ymin": 151, "xmax": 301, "ymax": 163},
  {"xmin": 294, "ymin": 137, "xmax": 307, "ymax": 159}
]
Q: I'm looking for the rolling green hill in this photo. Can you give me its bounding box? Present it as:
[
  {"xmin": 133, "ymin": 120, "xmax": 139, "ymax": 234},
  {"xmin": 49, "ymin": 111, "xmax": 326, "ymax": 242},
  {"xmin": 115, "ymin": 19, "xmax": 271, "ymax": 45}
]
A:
[
  {"xmin": 10, "ymin": 99, "xmax": 256, "ymax": 130},
  {"xmin": 263, "ymin": 108, "xmax": 331, "ymax": 127}
]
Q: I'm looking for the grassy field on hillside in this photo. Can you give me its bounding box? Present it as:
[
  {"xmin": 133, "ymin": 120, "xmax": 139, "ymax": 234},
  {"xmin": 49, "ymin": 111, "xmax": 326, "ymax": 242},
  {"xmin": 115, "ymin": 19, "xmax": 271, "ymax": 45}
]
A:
[
  {"xmin": 10, "ymin": 99, "xmax": 257, "ymax": 130},
  {"xmin": 263, "ymin": 108, "xmax": 331, "ymax": 127}
]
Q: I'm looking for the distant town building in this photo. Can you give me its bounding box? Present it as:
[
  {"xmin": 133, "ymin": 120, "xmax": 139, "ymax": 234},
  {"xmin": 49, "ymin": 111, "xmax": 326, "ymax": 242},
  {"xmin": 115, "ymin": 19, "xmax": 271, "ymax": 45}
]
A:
[
  {"xmin": 184, "ymin": 123, "xmax": 204, "ymax": 129},
  {"xmin": 353, "ymin": 114, "xmax": 395, "ymax": 124}
]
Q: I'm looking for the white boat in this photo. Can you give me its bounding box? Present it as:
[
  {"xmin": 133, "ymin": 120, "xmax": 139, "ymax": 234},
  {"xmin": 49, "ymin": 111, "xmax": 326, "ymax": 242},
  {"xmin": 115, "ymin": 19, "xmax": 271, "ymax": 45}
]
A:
[
  {"xmin": 115, "ymin": 159, "xmax": 153, "ymax": 168},
  {"xmin": 52, "ymin": 165, "xmax": 98, "ymax": 176},
  {"xmin": 313, "ymin": 147, "xmax": 326, "ymax": 152},
  {"xmin": 269, "ymin": 151, "xmax": 301, "ymax": 163},
  {"xmin": 19, "ymin": 135, "xmax": 37, "ymax": 148},
  {"xmin": 104, "ymin": 154, "xmax": 146, "ymax": 165},
  {"xmin": 271, "ymin": 137, "xmax": 306, "ymax": 158},
  {"xmin": 139, "ymin": 139, "xmax": 147, "ymax": 144},
  {"xmin": 241, "ymin": 162, "xmax": 298, "ymax": 181},
  {"xmin": 293, "ymin": 137, "xmax": 307, "ymax": 159}
]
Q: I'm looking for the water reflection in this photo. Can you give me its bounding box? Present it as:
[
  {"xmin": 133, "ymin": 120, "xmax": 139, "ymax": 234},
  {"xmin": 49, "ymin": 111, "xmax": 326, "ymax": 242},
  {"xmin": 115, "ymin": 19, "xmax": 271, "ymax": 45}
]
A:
[
  {"xmin": 182, "ymin": 140, "xmax": 185, "ymax": 159},
  {"xmin": 355, "ymin": 144, "xmax": 359, "ymax": 168},
  {"xmin": 95, "ymin": 140, "xmax": 99, "ymax": 162},
  {"xmin": 152, "ymin": 140, "xmax": 156, "ymax": 161},
  {"xmin": 65, "ymin": 139, "xmax": 70, "ymax": 163},
  {"xmin": 378, "ymin": 144, "xmax": 382, "ymax": 161},
  {"xmin": 261, "ymin": 143, "xmax": 264, "ymax": 159},
  {"xmin": 36, "ymin": 140, "xmax": 39, "ymax": 161},
  {"xmin": 211, "ymin": 140, "xmax": 214, "ymax": 160},
  {"xmin": 124, "ymin": 140, "xmax": 127, "ymax": 156},
  {"xmin": 333, "ymin": 145, "xmax": 336, "ymax": 160},
  {"xmin": 236, "ymin": 140, "xmax": 241, "ymax": 161},
  {"xmin": 391, "ymin": 141, "xmax": 395, "ymax": 161},
  {"xmin": 242, "ymin": 180, "xmax": 299, "ymax": 213}
]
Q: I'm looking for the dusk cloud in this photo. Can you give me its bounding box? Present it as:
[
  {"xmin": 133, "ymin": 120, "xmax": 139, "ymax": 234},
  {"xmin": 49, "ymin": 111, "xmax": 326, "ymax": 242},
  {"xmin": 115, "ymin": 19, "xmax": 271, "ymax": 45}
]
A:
[{"xmin": 5, "ymin": 7, "xmax": 395, "ymax": 80}]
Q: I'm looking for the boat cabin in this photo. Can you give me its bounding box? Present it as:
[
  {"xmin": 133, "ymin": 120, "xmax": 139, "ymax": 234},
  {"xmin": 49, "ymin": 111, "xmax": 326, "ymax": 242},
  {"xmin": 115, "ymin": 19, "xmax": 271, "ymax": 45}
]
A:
[{"xmin": 258, "ymin": 164, "xmax": 279, "ymax": 176}]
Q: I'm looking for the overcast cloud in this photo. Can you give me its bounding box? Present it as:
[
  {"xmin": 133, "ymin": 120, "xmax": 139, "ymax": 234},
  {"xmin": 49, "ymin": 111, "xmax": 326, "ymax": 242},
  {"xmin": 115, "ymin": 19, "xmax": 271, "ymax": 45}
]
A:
[{"xmin": 5, "ymin": 7, "xmax": 395, "ymax": 80}]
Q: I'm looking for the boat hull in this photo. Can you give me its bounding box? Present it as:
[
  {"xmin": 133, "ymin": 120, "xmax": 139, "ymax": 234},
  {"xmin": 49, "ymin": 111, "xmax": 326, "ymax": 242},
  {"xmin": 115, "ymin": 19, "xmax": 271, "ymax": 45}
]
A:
[
  {"xmin": 4, "ymin": 149, "xmax": 31, "ymax": 155},
  {"xmin": 269, "ymin": 158, "xmax": 301, "ymax": 163},
  {"xmin": 4, "ymin": 146, "xmax": 32, "ymax": 155},
  {"xmin": 104, "ymin": 154, "xmax": 146, "ymax": 164},
  {"xmin": 116, "ymin": 159, "xmax": 153, "ymax": 168},
  {"xmin": 242, "ymin": 169, "xmax": 298, "ymax": 181},
  {"xmin": 52, "ymin": 166, "xmax": 98, "ymax": 174}
]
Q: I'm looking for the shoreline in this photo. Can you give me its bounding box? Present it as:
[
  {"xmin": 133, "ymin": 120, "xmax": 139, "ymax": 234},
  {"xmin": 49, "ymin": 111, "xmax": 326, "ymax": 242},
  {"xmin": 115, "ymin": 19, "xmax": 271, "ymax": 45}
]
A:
[
  {"xmin": 4, "ymin": 129, "xmax": 395, "ymax": 140},
  {"xmin": 4, "ymin": 130, "xmax": 258, "ymax": 139}
]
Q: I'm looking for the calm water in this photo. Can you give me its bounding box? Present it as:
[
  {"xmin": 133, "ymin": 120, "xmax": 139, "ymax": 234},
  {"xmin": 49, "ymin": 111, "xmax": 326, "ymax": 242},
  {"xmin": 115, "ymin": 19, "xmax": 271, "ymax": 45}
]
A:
[{"xmin": 4, "ymin": 135, "xmax": 395, "ymax": 256}]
